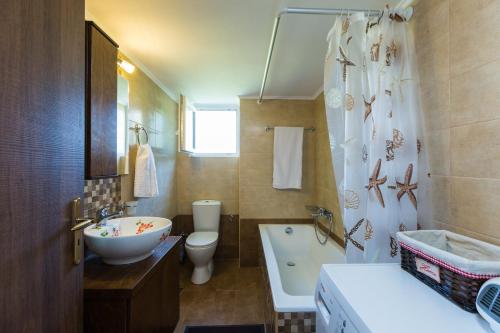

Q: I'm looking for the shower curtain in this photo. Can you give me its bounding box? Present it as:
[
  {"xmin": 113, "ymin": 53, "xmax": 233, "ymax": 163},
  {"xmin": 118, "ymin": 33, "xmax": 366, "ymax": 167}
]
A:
[{"xmin": 324, "ymin": 8, "xmax": 430, "ymax": 263}]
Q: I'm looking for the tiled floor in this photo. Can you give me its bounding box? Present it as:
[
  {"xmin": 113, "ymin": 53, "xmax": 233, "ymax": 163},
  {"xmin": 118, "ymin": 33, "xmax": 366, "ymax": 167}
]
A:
[{"xmin": 174, "ymin": 260, "xmax": 267, "ymax": 333}]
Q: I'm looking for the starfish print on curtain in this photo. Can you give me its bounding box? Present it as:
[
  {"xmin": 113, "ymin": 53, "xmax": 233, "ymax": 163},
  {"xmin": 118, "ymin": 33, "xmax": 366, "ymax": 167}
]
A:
[
  {"xmin": 397, "ymin": 164, "xmax": 418, "ymax": 209},
  {"xmin": 344, "ymin": 218, "xmax": 366, "ymax": 252},
  {"xmin": 365, "ymin": 13, "xmax": 382, "ymax": 34},
  {"xmin": 336, "ymin": 47, "xmax": 355, "ymax": 82},
  {"xmin": 368, "ymin": 159, "xmax": 387, "ymax": 207},
  {"xmin": 324, "ymin": 7, "xmax": 427, "ymax": 263},
  {"xmin": 363, "ymin": 95, "xmax": 376, "ymax": 121}
]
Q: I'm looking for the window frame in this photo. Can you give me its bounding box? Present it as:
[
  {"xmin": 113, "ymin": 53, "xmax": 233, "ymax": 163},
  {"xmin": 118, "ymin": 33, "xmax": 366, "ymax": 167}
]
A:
[{"xmin": 186, "ymin": 103, "xmax": 240, "ymax": 158}]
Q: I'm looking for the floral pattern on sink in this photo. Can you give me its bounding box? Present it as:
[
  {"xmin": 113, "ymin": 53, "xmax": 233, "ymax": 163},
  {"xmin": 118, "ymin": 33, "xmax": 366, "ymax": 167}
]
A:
[
  {"xmin": 92, "ymin": 223, "xmax": 121, "ymax": 237},
  {"xmin": 136, "ymin": 221, "xmax": 154, "ymax": 235}
]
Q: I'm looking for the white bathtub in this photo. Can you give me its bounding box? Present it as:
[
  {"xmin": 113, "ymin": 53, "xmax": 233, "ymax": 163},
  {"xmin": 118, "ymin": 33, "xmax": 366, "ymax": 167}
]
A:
[{"xmin": 259, "ymin": 224, "xmax": 345, "ymax": 312}]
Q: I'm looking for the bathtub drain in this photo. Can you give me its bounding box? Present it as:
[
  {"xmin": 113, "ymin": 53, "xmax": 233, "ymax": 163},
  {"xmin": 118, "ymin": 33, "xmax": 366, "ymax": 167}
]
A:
[{"xmin": 287, "ymin": 261, "xmax": 296, "ymax": 267}]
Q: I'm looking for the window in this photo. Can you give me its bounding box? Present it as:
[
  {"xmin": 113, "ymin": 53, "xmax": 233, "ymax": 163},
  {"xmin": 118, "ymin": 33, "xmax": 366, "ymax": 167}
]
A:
[{"xmin": 180, "ymin": 98, "xmax": 239, "ymax": 156}]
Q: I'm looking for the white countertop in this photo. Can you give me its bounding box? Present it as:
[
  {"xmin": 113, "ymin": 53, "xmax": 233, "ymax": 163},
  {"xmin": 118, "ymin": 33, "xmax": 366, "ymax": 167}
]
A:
[{"xmin": 321, "ymin": 263, "xmax": 493, "ymax": 333}]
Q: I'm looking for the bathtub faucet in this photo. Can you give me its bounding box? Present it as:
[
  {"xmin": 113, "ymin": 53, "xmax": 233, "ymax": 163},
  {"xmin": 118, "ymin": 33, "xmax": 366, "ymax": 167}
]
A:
[
  {"xmin": 306, "ymin": 205, "xmax": 334, "ymax": 245},
  {"xmin": 306, "ymin": 205, "xmax": 333, "ymax": 219},
  {"xmin": 285, "ymin": 227, "xmax": 293, "ymax": 235}
]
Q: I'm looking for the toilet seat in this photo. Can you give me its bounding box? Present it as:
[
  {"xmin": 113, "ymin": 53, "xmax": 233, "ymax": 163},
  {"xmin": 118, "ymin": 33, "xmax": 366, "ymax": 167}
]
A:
[{"xmin": 186, "ymin": 231, "xmax": 218, "ymax": 248}]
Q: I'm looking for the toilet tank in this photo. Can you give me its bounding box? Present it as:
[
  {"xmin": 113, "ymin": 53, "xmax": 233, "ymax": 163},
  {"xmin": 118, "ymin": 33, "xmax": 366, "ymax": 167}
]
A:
[{"xmin": 192, "ymin": 200, "xmax": 221, "ymax": 232}]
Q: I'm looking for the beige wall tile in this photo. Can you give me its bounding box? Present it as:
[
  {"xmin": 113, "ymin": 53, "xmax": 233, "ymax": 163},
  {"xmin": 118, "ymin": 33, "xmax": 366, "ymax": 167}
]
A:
[
  {"xmin": 419, "ymin": 79, "xmax": 450, "ymax": 132},
  {"xmin": 450, "ymin": 59, "xmax": 500, "ymax": 126},
  {"xmin": 239, "ymin": 99, "xmax": 316, "ymax": 219},
  {"xmin": 433, "ymin": 220, "xmax": 500, "ymax": 246},
  {"xmin": 425, "ymin": 129, "xmax": 450, "ymax": 176},
  {"xmin": 450, "ymin": 119, "xmax": 500, "ymax": 178},
  {"xmin": 450, "ymin": 0, "xmax": 500, "ymax": 76},
  {"xmin": 415, "ymin": 32, "xmax": 450, "ymax": 83},
  {"xmin": 176, "ymin": 155, "xmax": 239, "ymax": 215},
  {"xmin": 240, "ymin": 185, "xmax": 315, "ymax": 218},
  {"xmin": 413, "ymin": 0, "xmax": 449, "ymax": 37},
  {"xmin": 430, "ymin": 175, "xmax": 451, "ymax": 223},
  {"xmin": 239, "ymin": 152, "xmax": 273, "ymax": 188},
  {"xmin": 118, "ymin": 53, "xmax": 178, "ymax": 219},
  {"xmin": 414, "ymin": 0, "xmax": 500, "ymax": 245},
  {"xmin": 240, "ymin": 132, "xmax": 274, "ymax": 154},
  {"xmin": 450, "ymin": 176, "xmax": 500, "ymax": 241},
  {"xmin": 313, "ymin": 94, "xmax": 343, "ymax": 241}
]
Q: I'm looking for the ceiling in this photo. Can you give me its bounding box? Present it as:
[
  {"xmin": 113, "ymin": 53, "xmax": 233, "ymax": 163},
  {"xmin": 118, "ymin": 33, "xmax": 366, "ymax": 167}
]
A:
[{"xmin": 86, "ymin": 0, "xmax": 398, "ymax": 103}]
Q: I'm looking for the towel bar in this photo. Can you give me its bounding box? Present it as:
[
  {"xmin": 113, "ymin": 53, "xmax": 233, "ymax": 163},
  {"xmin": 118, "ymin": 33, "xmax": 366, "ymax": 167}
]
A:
[{"xmin": 265, "ymin": 126, "xmax": 315, "ymax": 132}]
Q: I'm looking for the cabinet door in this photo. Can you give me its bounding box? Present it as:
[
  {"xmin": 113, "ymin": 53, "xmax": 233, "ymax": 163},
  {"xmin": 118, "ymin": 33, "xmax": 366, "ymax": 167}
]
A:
[
  {"xmin": 129, "ymin": 246, "xmax": 180, "ymax": 333},
  {"xmin": 86, "ymin": 22, "xmax": 118, "ymax": 178}
]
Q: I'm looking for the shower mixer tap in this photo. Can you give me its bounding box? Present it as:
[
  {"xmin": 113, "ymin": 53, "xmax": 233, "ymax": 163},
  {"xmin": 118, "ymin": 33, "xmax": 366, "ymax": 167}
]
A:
[
  {"xmin": 306, "ymin": 205, "xmax": 333, "ymax": 219},
  {"xmin": 306, "ymin": 205, "xmax": 334, "ymax": 245}
]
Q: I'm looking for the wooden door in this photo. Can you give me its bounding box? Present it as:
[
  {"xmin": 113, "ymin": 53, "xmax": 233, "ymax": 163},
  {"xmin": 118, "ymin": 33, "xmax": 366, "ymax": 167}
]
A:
[
  {"xmin": 85, "ymin": 22, "xmax": 118, "ymax": 179},
  {"xmin": 0, "ymin": 0, "xmax": 85, "ymax": 332}
]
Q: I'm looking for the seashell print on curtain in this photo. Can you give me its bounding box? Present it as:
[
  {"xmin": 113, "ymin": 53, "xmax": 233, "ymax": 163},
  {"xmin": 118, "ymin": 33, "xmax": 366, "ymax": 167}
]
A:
[{"xmin": 324, "ymin": 7, "xmax": 431, "ymax": 263}]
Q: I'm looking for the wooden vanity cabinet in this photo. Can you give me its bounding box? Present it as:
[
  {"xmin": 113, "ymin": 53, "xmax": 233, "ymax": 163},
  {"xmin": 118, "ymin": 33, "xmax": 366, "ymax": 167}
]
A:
[
  {"xmin": 84, "ymin": 237, "xmax": 181, "ymax": 333},
  {"xmin": 85, "ymin": 21, "xmax": 118, "ymax": 179}
]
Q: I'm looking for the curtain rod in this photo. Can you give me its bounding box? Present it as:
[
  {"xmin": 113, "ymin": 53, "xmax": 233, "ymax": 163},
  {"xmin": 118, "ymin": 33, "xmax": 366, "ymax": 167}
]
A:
[{"xmin": 257, "ymin": 6, "xmax": 384, "ymax": 104}]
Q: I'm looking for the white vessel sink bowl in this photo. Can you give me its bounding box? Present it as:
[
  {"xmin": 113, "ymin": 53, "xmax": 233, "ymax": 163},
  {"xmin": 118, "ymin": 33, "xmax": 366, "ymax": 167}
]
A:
[{"xmin": 84, "ymin": 216, "xmax": 172, "ymax": 265}]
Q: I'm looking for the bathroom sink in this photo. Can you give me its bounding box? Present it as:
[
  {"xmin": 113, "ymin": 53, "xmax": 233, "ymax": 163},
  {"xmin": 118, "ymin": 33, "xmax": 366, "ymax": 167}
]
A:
[{"xmin": 84, "ymin": 216, "xmax": 172, "ymax": 265}]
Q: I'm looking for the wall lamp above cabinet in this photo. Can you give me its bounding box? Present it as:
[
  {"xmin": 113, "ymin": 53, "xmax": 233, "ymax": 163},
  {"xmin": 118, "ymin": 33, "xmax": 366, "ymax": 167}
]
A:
[{"xmin": 117, "ymin": 58, "xmax": 135, "ymax": 74}]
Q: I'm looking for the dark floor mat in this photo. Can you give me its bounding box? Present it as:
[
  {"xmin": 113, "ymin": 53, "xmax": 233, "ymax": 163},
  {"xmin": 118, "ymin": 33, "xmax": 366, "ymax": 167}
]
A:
[{"xmin": 184, "ymin": 324, "xmax": 265, "ymax": 333}]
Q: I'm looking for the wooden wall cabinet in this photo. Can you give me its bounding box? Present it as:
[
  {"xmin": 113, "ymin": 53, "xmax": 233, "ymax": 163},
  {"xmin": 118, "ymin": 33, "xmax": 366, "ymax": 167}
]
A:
[
  {"xmin": 84, "ymin": 238, "xmax": 181, "ymax": 333},
  {"xmin": 85, "ymin": 21, "xmax": 119, "ymax": 179}
]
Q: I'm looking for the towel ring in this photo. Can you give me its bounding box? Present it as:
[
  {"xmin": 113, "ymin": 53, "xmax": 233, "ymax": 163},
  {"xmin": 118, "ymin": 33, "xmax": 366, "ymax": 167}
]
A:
[{"xmin": 129, "ymin": 124, "xmax": 149, "ymax": 145}]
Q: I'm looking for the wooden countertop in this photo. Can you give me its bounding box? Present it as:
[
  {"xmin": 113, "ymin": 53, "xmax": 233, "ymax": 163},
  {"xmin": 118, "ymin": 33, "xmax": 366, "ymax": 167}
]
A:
[{"xmin": 84, "ymin": 236, "xmax": 181, "ymax": 299}]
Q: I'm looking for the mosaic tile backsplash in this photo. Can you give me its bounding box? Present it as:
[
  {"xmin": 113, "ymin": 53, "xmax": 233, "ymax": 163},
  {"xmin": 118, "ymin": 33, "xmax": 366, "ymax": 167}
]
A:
[
  {"xmin": 83, "ymin": 178, "xmax": 121, "ymax": 218},
  {"xmin": 277, "ymin": 312, "xmax": 316, "ymax": 333}
]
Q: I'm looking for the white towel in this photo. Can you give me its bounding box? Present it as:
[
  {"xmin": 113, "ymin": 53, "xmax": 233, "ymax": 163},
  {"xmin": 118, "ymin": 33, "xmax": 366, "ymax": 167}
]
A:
[
  {"xmin": 134, "ymin": 144, "xmax": 159, "ymax": 197},
  {"xmin": 272, "ymin": 127, "xmax": 304, "ymax": 190}
]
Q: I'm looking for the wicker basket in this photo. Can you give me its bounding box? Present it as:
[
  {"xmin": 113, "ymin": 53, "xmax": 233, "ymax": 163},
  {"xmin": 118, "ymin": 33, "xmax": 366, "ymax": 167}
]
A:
[{"xmin": 397, "ymin": 230, "xmax": 500, "ymax": 312}]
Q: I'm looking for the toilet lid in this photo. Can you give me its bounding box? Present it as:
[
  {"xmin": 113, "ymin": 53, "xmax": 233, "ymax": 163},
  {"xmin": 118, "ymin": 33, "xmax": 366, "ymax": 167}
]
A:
[{"xmin": 186, "ymin": 232, "xmax": 218, "ymax": 247}]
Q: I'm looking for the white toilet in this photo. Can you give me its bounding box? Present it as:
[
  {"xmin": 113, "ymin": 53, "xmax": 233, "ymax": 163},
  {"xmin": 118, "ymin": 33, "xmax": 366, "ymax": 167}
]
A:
[{"xmin": 185, "ymin": 200, "xmax": 221, "ymax": 284}]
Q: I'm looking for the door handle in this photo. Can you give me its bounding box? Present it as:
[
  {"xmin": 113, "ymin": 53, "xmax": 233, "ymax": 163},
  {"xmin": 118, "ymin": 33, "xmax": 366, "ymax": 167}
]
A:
[
  {"xmin": 71, "ymin": 218, "xmax": 94, "ymax": 231},
  {"xmin": 72, "ymin": 198, "xmax": 93, "ymax": 265}
]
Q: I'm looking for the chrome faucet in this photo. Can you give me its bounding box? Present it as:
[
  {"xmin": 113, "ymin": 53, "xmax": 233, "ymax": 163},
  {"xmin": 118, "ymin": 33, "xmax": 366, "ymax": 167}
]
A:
[
  {"xmin": 70, "ymin": 203, "xmax": 124, "ymax": 233},
  {"xmin": 96, "ymin": 204, "xmax": 124, "ymax": 224},
  {"xmin": 306, "ymin": 205, "xmax": 335, "ymax": 245},
  {"xmin": 306, "ymin": 205, "xmax": 333, "ymax": 219}
]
